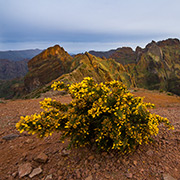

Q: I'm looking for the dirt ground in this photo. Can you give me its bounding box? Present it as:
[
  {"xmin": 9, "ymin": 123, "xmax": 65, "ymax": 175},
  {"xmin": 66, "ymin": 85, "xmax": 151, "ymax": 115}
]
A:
[{"xmin": 0, "ymin": 90, "xmax": 180, "ymax": 180}]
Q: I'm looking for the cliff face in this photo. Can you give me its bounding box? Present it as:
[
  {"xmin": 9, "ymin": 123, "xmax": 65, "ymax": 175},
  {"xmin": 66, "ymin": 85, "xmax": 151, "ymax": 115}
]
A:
[
  {"xmin": 89, "ymin": 38, "xmax": 180, "ymax": 95},
  {"xmin": 24, "ymin": 45, "xmax": 73, "ymax": 92},
  {"xmin": 128, "ymin": 39, "xmax": 180, "ymax": 95}
]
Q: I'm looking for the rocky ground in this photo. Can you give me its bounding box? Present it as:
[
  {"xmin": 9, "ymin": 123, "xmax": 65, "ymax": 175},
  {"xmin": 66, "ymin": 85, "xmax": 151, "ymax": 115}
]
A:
[{"xmin": 0, "ymin": 90, "xmax": 180, "ymax": 180}]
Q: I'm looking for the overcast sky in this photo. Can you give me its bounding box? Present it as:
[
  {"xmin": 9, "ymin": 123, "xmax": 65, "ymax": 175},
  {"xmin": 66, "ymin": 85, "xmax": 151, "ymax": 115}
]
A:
[{"xmin": 0, "ymin": 0, "xmax": 180, "ymax": 53}]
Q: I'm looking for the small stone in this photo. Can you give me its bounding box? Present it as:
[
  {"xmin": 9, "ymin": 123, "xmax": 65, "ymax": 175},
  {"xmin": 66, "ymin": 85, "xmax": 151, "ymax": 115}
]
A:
[
  {"xmin": 58, "ymin": 161, "xmax": 64, "ymax": 166},
  {"xmin": 45, "ymin": 174, "xmax": 53, "ymax": 180},
  {"xmin": 49, "ymin": 168, "xmax": 56, "ymax": 174},
  {"xmin": 159, "ymin": 169, "xmax": 164, "ymax": 173},
  {"xmin": 88, "ymin": 155, "xmax": 94, "ymax": 160},
  {"xmin": 25, "ymin": 139, "xmax": 34, "ymax": 144},
  {"xmin": 8, "ymin": 177, "xmax": 13, "ymax": 180},
  {"xmin": 29, "ymin": 167, "xmax": 42, "ymax": 178},
  {"xmin": 122, "ymin": 159, "xmax": 129, "ymax": 165},
  {"xmin": 102, "ymin": 152, "xmax": 107, "ymax": 156},
  {"xmin": 85, "ymin": 175, "xmax": 93, "ymax": 180},
  {"xmin": 18, "ymin": 162, "xmax": 32, "ymax": 178},
  {"xmin": 140, "ymin": 169, "xmax": 144, "ymax": 173},
  {"xmin": 117, "ymin": 159, "xmax": 121, "ymax": 163},
  {"xmin": 57, "ymin": 170, "xmax": 63, "ymax": 176},
  {"xmin": 34, "ymin": 152, "xmax": 48, "ymax": 163},
  {"xmin": 76, "ymin": 169, "xmax": 81, "ymax": 178},
  {"xmin": 162, "ymin": 173, "xmax": 177, "ymax": 180},
  {"xmin": 85, "ymin": 160, "xmax": 88, "ymax": 165},
  {"xmin": 2, "ymin": 134, "xmax": 19, "ymax": 140},
  {"xmin": 133, "ymin": 160, "xmax": 137, "ymax": 166},
  {"xmin": 61, "ymin": 148, "xmax": 71, "ymax": 156},
  {"xmin": 125, "ymin": 172, "xmax": 133, "ymax": 179},
  {"xmin": 146, "ymin": 150, "xmax": 153, "ymax": 156},
  {"xmin": 94, "ymin": 163, "xmax": 100, "ymax": 169},
  {"xmin": 12, "ymin": 172, "xmax": 18, "ymax": 178}
]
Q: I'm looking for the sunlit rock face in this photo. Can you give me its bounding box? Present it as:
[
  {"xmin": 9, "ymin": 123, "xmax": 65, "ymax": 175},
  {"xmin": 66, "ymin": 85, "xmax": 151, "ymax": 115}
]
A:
[{"xmin": 24, "ymin": 45, "xmax": 73, "ymax": 92}]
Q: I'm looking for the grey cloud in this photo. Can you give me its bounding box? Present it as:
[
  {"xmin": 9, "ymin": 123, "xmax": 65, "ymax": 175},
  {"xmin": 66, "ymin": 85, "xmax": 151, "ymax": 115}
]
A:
[{"xmin": 0, "ymin": 0, "xmax": 180, "ymax": 52}]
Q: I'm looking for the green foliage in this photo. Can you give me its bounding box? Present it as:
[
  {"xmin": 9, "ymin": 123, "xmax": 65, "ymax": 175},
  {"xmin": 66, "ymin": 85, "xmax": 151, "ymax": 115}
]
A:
[
  {"xmin": 167, "ymin": 92, "xmax": 173, "ymax": 96},
  {"xmin": 16, "ymin": 77, "xmax": 173, "ymax": 153}
]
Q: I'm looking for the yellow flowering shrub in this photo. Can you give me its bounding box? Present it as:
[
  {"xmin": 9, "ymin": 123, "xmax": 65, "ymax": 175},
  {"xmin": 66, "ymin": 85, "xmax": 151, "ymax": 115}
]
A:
[{"xmin": 16, "ymin": 77, "xmax": 174, "ymax": 153}]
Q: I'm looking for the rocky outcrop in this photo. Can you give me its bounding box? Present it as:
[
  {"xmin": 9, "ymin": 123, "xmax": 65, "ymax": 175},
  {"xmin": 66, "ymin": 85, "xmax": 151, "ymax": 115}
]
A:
[
  {"xmin": 127, "ymin": 38, "xmax": 180, "ymax": 95},
  {"xmin": 24, "ymin": 45, "xmax": 73, "ymax": 92},
  {"xmin": 145, "ymin": 41, "xmax": 163, "ymax": 62}
]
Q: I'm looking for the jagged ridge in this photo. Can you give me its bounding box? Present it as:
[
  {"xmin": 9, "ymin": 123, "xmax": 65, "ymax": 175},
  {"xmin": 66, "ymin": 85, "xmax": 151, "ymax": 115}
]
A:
[{"xmin": 3, "ymin": 38, "xmax": 180, "ymax": 98}]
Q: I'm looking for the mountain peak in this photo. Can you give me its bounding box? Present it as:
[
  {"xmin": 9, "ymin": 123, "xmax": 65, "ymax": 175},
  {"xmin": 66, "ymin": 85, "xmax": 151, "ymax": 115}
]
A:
[
  {"xmin": 34, "ymin": 44, "xmax": 68, "ymax": 60},
  {"xmin": 24, "ymin": 45, "xmax": 73, "ymax": 92}
]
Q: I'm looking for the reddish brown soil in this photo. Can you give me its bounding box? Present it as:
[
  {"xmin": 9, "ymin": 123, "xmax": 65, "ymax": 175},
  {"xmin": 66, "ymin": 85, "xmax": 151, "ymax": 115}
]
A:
[{"xmin": 0, "ymin": 91, "xmax": 180, "ymax": 180}]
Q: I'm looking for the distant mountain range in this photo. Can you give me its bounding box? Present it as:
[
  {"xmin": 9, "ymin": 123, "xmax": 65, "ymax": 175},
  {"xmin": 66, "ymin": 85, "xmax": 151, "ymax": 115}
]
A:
[
  {"xmin": 0, "ymin": 49, "xmax": 42, "ymax": 61},
  {"xmin": 89, "ymin": 47, "xmax": 136, "ymax": 65},
  {"xmin": 0, "ymin": 49, "xmax": 42, "ymax": 80},
  {"xmin": 0, "ymin": 59, "xmax": 28, "ymax": 80},
  {"xmin": 0, "ymin": 38, "xmax": 180, "ymax": 99}
]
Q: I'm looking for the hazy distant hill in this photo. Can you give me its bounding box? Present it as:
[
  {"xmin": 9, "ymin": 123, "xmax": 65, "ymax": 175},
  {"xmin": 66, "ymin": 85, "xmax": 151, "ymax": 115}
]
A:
[
  {"xmin": 89, "ymin": 47, "xmax": 137, "ymax": 65},
  {"xmin": 0, "ymin": 49, "xmax": 42, "ymax": 61},
  {"xmin": 0, "ymin": 49, "xmax": 43, "ymax": 80},
  {"xmin": 0, "ymin": 59, "xmax": 28, "ymax": 80}
]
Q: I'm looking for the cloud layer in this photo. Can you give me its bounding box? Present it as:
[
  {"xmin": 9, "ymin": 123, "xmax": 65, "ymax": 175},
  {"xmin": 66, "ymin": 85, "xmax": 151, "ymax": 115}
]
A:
[{"xmin": 0, "ymin": 0, "xmax": 180, "ymax": 52}]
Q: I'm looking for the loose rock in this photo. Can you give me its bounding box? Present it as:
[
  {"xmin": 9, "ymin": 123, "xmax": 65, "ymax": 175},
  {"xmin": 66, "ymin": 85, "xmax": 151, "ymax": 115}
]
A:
[
  {"xmin": 45, "ymin": 174, "xmax": 53, "ymax": 180},
  {"xmin": 2, "ymin": 134, "xmax": 19, "ymax": 140},
  {"xmin": 101, "ymin": 152, "xmax": 108, "ymax": 156},
  {"xmin": 34, "ymin": 152, "xmax": 48, "ymax": 163},
  {"xmin": 76, "ymin": 169, "xmax": 81, "ymax": 178},
  {"xmin": 29, "ymin": 167, "xmax": 42, "ymax": 178},
  {"xmin": 125, "ymin": 172, "xmax": 133, "ymax": 179},
  {"xmin": 88, "ymin": 155, "xmax": 94, "ymax": 160},
  {"xmin": 57, "ymin": 170, "xmax": 63, "ymax": 176},
  {"xmin": 133, "ymin": 160, "xmax": 137, "ymax": 166},
  {"xmin": 61, "ymin": 148, "xmax": 71, "ymax": 156},
  {"xmin": 12, "ymin": 171, "xmax": 18, "ymax": 178},
  {"xmin": 162, "ymin": 173, "xmax": 177, "ymax": 180},
  {"xmin": 25, "ymin": 139, "xmax": 34, "ymax": 144},
  {"xmin": 85, "ymin": 175, "xmax": 93, "ymax": 180},
  {"xmin": 146, "ymin": 150, "xmax": 154, "ymax": 156},
  {"xmin": 18, "ymin": 162, "xmax": 32, "ymax": 178},
  {"xmin": 94, "ymin": 163, "xmax": 100, "ymax": 169}
]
